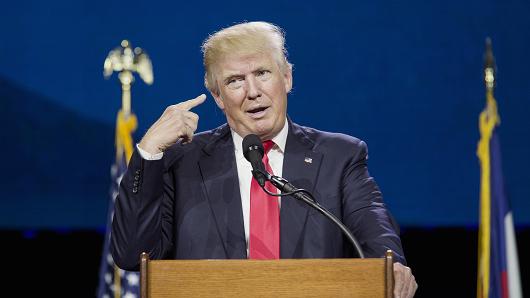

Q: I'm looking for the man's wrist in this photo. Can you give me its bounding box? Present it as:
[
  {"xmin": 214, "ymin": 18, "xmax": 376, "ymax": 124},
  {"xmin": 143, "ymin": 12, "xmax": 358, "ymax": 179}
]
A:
[{"xmin": 137, "ymin": 143, "xmax": 163, "ymax": 160}]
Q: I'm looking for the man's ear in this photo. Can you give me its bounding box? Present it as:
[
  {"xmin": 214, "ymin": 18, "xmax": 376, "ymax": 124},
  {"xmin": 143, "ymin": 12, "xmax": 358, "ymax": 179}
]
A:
[
  {"xmin": 205, "ymin": 74, "xmax": 225, "ymax": 110},
  {"xmin": 284, "ymin": 65, "xmax": 293, "ymax": 93},
  {"xmin": 211, "ymin": 91, "xmax": 225, "ymax": 110}
]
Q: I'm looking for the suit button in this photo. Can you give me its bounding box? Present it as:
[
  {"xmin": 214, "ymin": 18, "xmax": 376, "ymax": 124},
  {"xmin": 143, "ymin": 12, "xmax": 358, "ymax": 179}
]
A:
[{"xmin": 132, "ymin": 187, "xmax": 138, "ymax": 193}]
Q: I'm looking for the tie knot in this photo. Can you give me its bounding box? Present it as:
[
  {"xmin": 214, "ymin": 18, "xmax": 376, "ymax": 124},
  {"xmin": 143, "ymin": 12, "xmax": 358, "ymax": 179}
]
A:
[{"xmin": 263, "ymin": 140, "xmax": 275, "ymax": 154}]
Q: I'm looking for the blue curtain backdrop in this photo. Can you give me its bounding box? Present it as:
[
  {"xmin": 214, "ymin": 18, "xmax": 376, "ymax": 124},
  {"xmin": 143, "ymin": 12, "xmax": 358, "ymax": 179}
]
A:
[{"xmin": 1, "ymin": 0, "xmax": 529, "ymax": 228}]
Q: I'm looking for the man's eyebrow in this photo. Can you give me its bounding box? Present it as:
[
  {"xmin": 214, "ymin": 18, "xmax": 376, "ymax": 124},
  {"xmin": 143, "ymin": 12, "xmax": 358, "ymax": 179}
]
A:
[
  {"xmin": 221, "ymin": 66, "xmax": 270, "ymax": 83},
  {"xmin": 222, "ymin": 74, "xmax": 244, "ymax": 84},
  {"xmin": 253, "ymin": 67, "xmax": 269, "ymax": 73}
]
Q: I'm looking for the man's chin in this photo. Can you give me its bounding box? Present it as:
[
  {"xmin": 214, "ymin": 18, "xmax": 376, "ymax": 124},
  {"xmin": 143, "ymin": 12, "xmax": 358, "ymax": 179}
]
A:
[
  {"xmin": 251, "ymin": 123, "xmax": 281, "ymax": 140},
  {"xmin": 229, "ymin": 116, "xmax": 281, "ymax": 139}
]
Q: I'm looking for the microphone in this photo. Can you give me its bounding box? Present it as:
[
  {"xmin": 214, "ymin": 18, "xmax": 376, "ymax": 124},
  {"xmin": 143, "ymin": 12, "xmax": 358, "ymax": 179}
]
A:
[
  {"xmin": 242, "ymin": 134, "xmax": 268, "ymax": 187},
  {"xmin": 241, "ymin": 134, "xmax": 365, "ymax": 258}
]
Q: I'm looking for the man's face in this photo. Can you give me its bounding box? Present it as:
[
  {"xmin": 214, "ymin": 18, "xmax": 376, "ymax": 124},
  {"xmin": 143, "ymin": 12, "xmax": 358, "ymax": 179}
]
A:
[{"xmin": 211, "ymin": 52, "xmax": 292, "ymax": 140}]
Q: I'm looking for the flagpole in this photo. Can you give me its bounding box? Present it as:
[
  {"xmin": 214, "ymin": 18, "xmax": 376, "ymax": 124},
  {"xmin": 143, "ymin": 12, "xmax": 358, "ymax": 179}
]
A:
[
  {"xmin": 477, "ymin": 37, "xmax": 522, "ymax": 298},
  {"xmin": 477, "ymin": 37, "xmax": 498, "ymax": 298},
  {"xmin": 98, "ymin": 40, "xmax": 153, "ymax": 298},
  {"xmin": 103, "ymin": 40, "xmax": 153, "ymax": 163}
]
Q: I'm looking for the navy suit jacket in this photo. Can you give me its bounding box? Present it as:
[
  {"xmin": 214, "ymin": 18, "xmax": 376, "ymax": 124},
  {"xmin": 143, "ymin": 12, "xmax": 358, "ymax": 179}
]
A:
[{"xmin": 111, "ymin": 120, "xmax": 405, "ymax": 271}]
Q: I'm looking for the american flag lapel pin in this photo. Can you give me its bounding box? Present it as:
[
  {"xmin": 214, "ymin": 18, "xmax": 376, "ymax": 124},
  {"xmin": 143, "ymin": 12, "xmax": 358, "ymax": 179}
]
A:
[{"xmin": 304, "ymin": 157, "xmax": 312, "ymax": 164}]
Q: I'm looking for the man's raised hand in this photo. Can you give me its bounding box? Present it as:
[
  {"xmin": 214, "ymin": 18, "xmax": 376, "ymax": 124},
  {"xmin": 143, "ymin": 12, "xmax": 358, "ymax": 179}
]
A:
[{"xmin": 138, "ymin": 94, "xmax": 206, "ymax": 154}]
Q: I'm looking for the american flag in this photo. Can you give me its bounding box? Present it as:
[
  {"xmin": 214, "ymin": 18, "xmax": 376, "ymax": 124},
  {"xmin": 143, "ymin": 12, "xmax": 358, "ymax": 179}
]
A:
[{"xmin": 97, "ymin": 111, "xmax": 140, "ymax": 298}]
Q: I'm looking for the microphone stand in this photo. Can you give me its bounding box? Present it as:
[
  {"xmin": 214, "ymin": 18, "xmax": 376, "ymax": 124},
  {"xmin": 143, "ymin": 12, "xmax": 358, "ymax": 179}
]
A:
[{"xmin": 253, "ymin": 169, "xmax": 365, "ymax": 259}]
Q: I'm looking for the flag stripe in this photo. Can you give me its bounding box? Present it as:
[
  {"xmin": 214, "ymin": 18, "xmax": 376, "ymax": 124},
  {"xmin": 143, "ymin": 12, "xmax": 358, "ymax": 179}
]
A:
[
  {"xmin": 490, "ymin": 131, "xmax": 508, "ymax": 298},
  {"xmin": 504, "ymin": 213, "xmax": 522, "ymax": 298}
]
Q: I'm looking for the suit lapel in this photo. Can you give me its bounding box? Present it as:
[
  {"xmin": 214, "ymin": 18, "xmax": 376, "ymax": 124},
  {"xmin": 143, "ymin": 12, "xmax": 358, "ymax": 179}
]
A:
[
  {"xmin": 198, "ymin": 125, "xmax": 247, "ymax": 259},
  {"xmin": 280, "ymin": 121, "xmax": 323, "ymax": 258}
]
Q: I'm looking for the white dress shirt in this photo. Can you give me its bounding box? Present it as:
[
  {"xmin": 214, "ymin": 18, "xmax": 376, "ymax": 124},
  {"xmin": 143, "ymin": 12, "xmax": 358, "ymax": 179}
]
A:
[
  {"xmin": 231, "ymin": 121, "xmax": 288, "ymax": 253},
  {"xmin": 136, "ymin": 120, "xmax": 289, "ymax": 255}
]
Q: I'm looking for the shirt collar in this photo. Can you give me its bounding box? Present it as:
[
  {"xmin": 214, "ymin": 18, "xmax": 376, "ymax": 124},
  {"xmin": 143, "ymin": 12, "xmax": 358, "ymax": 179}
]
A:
[{"xmin": 232, "ymin": 119, "xmax": 289, "ymax": 160}]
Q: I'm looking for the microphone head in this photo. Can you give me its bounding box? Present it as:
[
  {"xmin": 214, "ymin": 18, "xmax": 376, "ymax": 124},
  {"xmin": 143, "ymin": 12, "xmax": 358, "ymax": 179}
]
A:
[{"xmin": 242, "ymin": 134, "xmax": 264, "ymax": 162}]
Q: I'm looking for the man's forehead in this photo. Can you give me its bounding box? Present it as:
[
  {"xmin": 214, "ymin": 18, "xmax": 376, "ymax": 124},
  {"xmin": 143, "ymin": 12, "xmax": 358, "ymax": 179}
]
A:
[{"xmin": 216, "ymin": 53, "xmax": 276, "ymax": 76}]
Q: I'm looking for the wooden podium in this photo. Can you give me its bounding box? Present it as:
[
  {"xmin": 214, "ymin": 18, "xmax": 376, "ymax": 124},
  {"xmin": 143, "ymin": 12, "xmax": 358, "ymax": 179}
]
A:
[{"xmin": 140, "ymin": 250, "xmax": 394, "ymax": 297}]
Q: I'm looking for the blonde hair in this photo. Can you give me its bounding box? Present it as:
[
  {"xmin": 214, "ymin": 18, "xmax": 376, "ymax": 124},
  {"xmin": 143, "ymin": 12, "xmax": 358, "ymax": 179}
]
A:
[{"xmin": 201, "ymin": 21, "xmax": 292, "ymax": 95}]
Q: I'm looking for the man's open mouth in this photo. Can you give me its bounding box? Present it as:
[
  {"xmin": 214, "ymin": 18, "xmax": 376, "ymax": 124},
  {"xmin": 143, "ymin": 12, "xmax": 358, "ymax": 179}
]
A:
[
  {"xmin": 246, "ymin": 106, "xmax": 269, "ymax": 119},
  {"xmin": 247, "ymin": 106, "xmax": 268, "ymax": 114}
]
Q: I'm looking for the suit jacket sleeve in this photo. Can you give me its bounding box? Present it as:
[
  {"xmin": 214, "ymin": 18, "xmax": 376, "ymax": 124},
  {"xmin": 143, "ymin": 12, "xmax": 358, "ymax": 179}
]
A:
[
  {"xmin": 341, "ymin": 140, "xmax": 406, "ymax": 264},
  {"xmin": 110, "ymin": 149, "xmax": 175, "ymax": 271}
]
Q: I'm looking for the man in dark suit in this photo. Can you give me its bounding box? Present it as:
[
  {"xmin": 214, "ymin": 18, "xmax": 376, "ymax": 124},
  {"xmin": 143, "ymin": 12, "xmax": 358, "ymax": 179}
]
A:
[{"xmin": 111, "ymin": 21, "xmax": 417, "ymax": 297}]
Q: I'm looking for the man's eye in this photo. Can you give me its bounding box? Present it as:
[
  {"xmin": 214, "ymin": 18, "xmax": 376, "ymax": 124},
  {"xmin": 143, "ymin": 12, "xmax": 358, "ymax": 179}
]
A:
[
  {"xmin": 257, "ymin": 70, "xmax": 271, "ymax": 80},
  {"xmin": 227, "ymin": 78, "xmax": 244, "ymax": 89}
]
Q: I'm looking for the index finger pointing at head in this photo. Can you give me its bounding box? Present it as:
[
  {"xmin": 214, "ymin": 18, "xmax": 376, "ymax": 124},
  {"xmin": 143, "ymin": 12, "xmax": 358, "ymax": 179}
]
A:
[{"xmin": 177, "ymin": 94, "xmax": 207, "ymax": 111}]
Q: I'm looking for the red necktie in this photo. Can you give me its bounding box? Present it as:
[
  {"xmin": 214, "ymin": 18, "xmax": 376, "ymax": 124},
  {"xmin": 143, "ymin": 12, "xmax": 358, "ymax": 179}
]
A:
[{"xmin": 249, "ymin": 140, "xmax": 280, "ymax": 259}]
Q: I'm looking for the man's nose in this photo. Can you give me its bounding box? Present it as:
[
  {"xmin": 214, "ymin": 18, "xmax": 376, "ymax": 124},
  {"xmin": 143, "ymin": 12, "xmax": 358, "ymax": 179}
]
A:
[{"xmin": 246, "ymin": 76, "xmax": 262, "ymax": 99}]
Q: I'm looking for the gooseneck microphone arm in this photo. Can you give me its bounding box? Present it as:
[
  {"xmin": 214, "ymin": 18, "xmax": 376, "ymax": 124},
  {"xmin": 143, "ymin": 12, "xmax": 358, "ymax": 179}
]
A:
[
  {"xmin": 242, "ymin": 134, "xmax": 364, "ymax": 259},
  {"xmin": 254, "ymin": 169, "xmax": 365, "ymax": 259}
]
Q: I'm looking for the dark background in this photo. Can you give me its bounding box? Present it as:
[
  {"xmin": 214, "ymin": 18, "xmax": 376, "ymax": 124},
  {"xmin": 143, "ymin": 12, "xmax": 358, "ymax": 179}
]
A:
[
  {"xmin": 3, "ymin": 228, "xmax": 529, "ymax": 297},
  {"xmin": 1, "ymin": 0, "xmax": 529, "ymax": 296}
]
